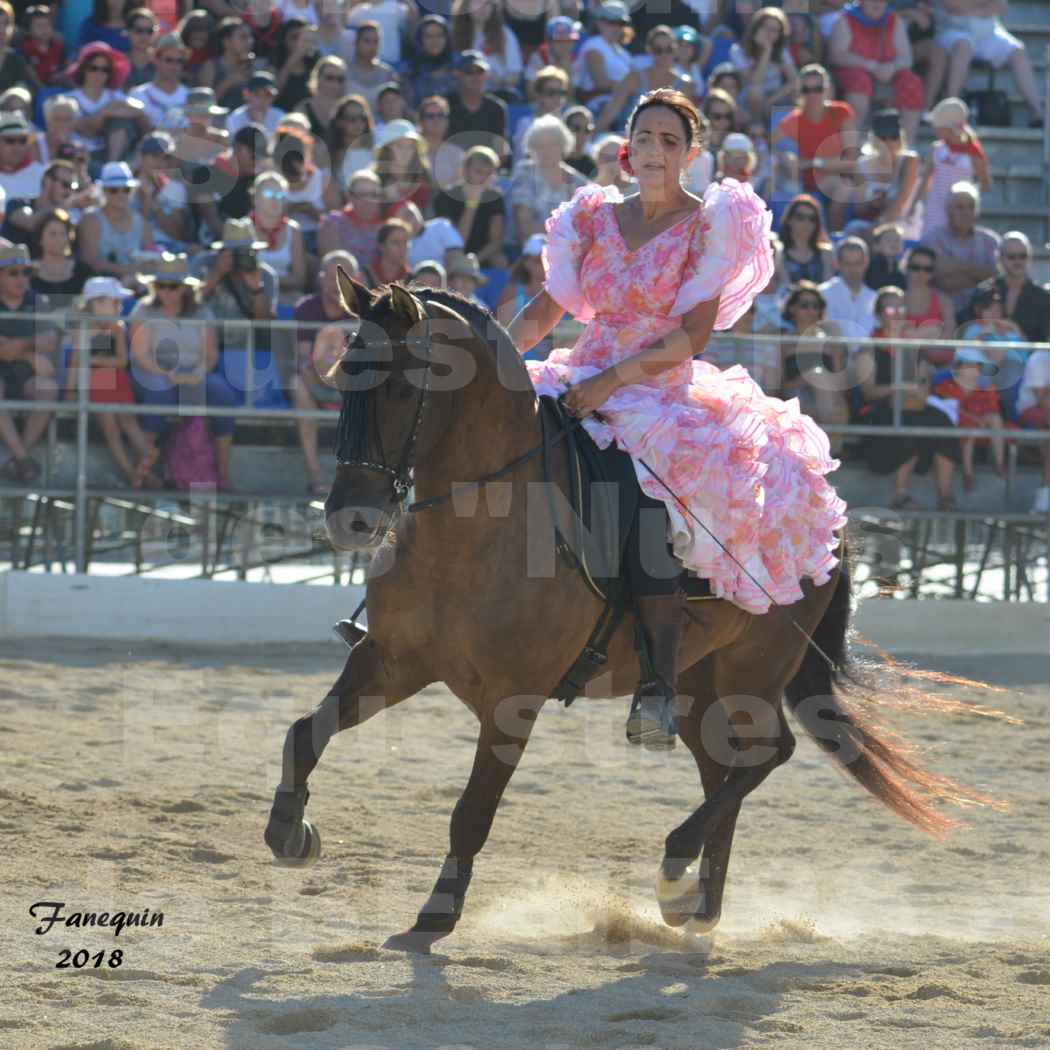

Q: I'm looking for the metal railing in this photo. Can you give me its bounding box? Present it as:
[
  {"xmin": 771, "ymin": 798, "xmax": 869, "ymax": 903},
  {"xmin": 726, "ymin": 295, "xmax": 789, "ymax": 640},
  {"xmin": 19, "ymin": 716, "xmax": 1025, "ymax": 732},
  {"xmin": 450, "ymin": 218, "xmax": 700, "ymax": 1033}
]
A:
[{"xmin": 2, "ymin": 312, "xmax": 1050, "ymax": 576}]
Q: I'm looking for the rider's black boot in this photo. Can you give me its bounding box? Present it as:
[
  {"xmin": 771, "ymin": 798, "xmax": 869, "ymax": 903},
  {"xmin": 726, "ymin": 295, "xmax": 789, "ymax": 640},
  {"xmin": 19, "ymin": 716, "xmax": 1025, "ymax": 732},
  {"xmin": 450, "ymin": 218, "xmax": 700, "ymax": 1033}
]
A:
[{"xmin": 626, "ymin": 592, "xmax": 686, "ymax": 751}]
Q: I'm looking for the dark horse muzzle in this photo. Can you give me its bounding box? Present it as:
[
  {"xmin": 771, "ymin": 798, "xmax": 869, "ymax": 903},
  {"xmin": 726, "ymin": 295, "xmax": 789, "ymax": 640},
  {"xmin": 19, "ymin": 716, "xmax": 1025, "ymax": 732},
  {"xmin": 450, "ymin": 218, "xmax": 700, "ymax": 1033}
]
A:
[{"xmin": 324, "ymin": 487, "xmax": 396, "ymax": 551}]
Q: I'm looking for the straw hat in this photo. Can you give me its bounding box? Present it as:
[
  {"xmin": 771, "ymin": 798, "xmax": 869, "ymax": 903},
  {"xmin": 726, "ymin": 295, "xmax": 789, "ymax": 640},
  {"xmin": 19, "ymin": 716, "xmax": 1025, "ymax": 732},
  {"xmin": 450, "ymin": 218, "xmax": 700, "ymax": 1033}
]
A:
[
  {"xmin": 447, "ymin": 251, "xmax": 487, "ymax": 285},
  {"xmin": 0, "ymin": 111, "xmax": 33, "ymax": 139},
  {"xmin": 184, "ymin": 87, "xmax": 228, "ymax": 117},
  {"xmin": 0, "ymin": 241, "xmax": 36, "ymax": 270},
  {"xmin": 210, "ymin": 218, "xmax": 268, "ymax": 251},
  {"xmin": 139, "ymin": 252, "xmax": 202, "ymax": 287}
]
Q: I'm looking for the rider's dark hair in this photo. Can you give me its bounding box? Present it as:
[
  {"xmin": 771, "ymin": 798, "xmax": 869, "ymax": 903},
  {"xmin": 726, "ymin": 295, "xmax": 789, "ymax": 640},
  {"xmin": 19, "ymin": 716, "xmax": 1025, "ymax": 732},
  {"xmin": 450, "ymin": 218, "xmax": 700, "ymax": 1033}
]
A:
[{"xmin": 626, "ymin": 88, "xmax": 704, "ymax": 151}]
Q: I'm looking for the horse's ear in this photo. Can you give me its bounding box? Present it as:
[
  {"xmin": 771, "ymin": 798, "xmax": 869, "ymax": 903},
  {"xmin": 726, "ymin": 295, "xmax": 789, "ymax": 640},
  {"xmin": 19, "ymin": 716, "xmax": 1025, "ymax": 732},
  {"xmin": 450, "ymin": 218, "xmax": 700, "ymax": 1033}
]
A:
[
  {"xmin": 389, "ymin": 282, "xmax": 425, "ymax": 324},
  {"xmin": 336, "ymin": 266, "xmax": 374, "ymax": 318}
]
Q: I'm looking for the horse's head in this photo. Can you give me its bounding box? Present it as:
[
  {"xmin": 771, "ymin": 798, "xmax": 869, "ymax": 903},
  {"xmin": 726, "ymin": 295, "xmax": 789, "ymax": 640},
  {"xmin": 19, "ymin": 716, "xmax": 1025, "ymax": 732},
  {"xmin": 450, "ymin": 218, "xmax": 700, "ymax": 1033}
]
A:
[{"xmin": 322, "ymin": 269, "xmax": 443, "ymax": 551}]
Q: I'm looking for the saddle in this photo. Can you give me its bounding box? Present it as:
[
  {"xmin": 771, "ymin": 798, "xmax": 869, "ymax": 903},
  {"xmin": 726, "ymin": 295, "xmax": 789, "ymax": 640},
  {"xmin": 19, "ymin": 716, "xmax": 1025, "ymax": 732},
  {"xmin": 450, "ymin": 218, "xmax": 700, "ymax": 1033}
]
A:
[{"xmin": 538, "ymin": 396, "xmax": 712, "ymax": 706}]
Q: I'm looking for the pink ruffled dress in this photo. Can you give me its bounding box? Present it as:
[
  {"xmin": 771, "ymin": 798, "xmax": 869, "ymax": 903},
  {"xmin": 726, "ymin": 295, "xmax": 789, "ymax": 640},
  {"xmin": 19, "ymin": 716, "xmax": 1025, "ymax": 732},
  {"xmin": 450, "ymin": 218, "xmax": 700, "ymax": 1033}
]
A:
[{"xmin": 526, "ymin": 180, "xmax": 848, "ymax": 614}]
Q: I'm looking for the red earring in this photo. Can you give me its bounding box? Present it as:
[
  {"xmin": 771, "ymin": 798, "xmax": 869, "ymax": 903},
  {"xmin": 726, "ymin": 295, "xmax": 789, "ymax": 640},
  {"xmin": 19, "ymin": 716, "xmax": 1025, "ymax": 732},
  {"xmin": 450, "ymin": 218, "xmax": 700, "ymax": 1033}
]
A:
[{"xmin": 618, "ymin": 141, "xmax": 633, "ymax": 176}]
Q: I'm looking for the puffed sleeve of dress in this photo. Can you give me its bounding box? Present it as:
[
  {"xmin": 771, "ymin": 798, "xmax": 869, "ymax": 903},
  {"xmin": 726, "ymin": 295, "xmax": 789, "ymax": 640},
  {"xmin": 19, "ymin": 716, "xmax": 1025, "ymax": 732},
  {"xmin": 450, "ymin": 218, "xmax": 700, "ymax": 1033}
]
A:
[
  {"xmin": 671, "ymin": 178, "xmax": 774, "ymax": 330},
  {"xmin": 541, "ymin": 182, "xmax": 613, "ymax": 324}
]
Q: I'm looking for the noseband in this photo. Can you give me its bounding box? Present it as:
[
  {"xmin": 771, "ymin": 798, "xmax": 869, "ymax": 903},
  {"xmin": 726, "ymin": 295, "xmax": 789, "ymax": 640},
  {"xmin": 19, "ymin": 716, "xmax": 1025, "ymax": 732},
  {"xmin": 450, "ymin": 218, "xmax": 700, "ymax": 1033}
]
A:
[{"xmin": 334, "ymin": 311, "xmax": 434, "ymax": 505}]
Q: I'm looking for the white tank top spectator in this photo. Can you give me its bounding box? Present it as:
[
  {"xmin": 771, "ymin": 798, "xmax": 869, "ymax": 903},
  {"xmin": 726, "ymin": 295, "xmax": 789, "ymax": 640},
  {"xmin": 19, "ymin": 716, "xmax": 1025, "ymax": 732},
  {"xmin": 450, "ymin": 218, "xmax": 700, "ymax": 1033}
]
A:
[
  {"xmin": 129, "ymin": 34, "xmax": 191, "ymax": 127},
  {"xmin": 272, "ymin": 116, "xmax": 342, "ymax": 253},
  {"xmin": 574, "ymin": 3, "xmax": 634, "ymax": 115},
  {"xmin": 329, "ymin": 94, "xmax": 376, "ymax": 192},
  {"xmin": 250, "ymin": 171, "xmax": 308, "ymax": 303}
]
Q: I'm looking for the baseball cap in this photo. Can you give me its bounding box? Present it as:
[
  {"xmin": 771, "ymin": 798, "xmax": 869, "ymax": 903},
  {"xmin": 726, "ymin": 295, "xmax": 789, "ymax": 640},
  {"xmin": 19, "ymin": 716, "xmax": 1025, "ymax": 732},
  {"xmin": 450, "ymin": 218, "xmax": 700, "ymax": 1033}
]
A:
[
  {"xmin": 140, "ymin": 131, "xmax": 175, "ymax": 155},
  {"xmin": 247, "ymin": 70, "xmax": 277, "ymax": 92},
  {"xmin": 546, "ymin": 16, "xmax": 581, "ymax": 41},
  {"xmin": 455, "ymin": 49, "xmax": 490, "ymax": 72},
  {"xmin": 596, "ymin": 2, "xmax": 631, "ymax": 25}
]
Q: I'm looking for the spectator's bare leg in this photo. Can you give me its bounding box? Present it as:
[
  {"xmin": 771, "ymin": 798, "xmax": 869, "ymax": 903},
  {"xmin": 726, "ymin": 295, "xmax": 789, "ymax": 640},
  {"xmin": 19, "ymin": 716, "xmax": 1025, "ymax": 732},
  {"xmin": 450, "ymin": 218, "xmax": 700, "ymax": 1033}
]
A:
[
  {"xmin": 914, "ymin": 39, "xmax": 948, "ymax": 110},
  {"xmin": 118, "ymin": 414, "xmax": 154, "ymax": 460},
  {"xmin": 1006, "ymin": 48, "xmax": 1044, "ymax": 121},
  {"xmin": 900, "ymin": 108, "xmax": 921, "ymax": 148},
  {"xmin": 0, "ymin": 410, "xmax": 27, "ymax": 460},
  {"xmin": 106, "ymin": 123, "xmax": 130, "ymax": 165},
  {"xmin": 97, "ymin": 412, "xmax": 137, "ymax": 483},
  {"xmin": 214, "ymin": 434, "xmax": 233, "ymax": 488},
  {"xmin": 21, "ymin": 374, "xmax": 59, "ymax": 455},
  {"xmin": 812, "ymin": 386, "xmax": 849, "ymax": 458},
  {"xmin": 893, "ymin": 455, "xmax": 918, "ymax": 501},
  {"xmin": 944, "ymin": 38, "xmax": 973, "ymax": 99},
  {"xmin": 844, "ymin": 92, "xmax": 870, "ymax": 133},
  {"xmin": 985, "ymin": 414, "xmax": 1006, "ymax": 475},
  {"xmin": 933, "ymin": 452, "xmax": 955, "ymax": 501},
  {"xmin": 294, "ymin": 380, "xmax": 323, "ymax": 488},
  {"xmin": 961, "ymin": 436, "xmax": 975, "ymax": 488}
]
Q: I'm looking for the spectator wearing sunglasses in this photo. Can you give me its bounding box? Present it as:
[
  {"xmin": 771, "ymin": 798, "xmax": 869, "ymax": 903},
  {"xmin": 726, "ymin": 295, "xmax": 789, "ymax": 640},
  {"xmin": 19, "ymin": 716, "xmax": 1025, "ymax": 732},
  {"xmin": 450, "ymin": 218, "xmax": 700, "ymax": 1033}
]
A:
[
  {"xmin": 595, "ymin": 26, "xmax": 695, "ymax": 134},
  {"xmin": 78, "ymin": 162, "xmax": 150, "ymax": 284},
  {"xmin": 513, "ymin": 66, "xmax": 570, "ymax": 164},
  {"xmin": 0, "ymin": 240, "xmax": 60, "ymax": 485},
  {"xmin": 819, "ymin": 236, "xmax": 878, "ymax": 349},
  {"xmin": 562, "ymin": 105, "xmax": 597, "ymax": 179},
  {"xmin": 901, "ymin": 245, "xmax": 955, "ymax": 367},
  {"xmin": 296, "ymin": 54, "xmax": 350, "ymax": 141},
  {"xmin": 2, "ymin": 158, "xmax": 82, "ymax": 245},
  {"xmin": 0, "ymin": 112, "xmax": 44, "ymax": 202},
  {"xmin": 123, "ymin": 7, "xmax": 157, "ymax": 90},
  {"xmin": 775, "ymin": 193, "xmax": 834, "ymax": 286},
  {"xmin": 66, "ymin": 41, "xmax": 145, "ymax": 165},
  {"xmin": 129, "ymin": 33, "xmax": 190, "ymax": 128},
  {"xmin": 961, "ymin": 233, "xmax": 1050, "ymax": 345},
  {"xmin": 772, "ymin": 64, "xmax": 856, "ymax": 199},
  {"xmin": 778, "ymin": 281, "xmax": 850, "ymax": 454},
  {"xmin": 250, "ymin": 171, "xmax": 308, "ymax": 300}
]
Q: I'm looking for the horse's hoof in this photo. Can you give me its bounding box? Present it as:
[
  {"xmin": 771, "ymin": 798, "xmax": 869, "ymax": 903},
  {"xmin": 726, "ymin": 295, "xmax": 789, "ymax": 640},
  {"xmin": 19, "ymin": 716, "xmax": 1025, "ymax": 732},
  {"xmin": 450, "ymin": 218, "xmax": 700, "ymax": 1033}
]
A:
[
  {"xmin": 265, "ymin": 787, "xmax": 320, "ymax": 867},
  {"xmin": 274, "ymin": 818, "xmax": 321, "ymax": 868},
  {"xmin": 684, "ymin": 912, "xmax": 719, "ymax": 936},
  {"xmin": 383, "ymin": 929, "xmax": 442, "ymax": 955},
  {"xmin": 656, "ymin": 860, "xmax": 704, "ymax": 928}
]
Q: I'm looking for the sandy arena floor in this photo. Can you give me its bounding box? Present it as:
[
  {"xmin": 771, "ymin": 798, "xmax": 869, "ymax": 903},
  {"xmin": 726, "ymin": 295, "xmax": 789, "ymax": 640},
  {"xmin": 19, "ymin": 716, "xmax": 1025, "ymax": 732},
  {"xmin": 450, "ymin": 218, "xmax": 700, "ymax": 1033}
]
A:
[{"xmin": 2, "ymin": 636, "xmax": 1049, "ymax": 1050}]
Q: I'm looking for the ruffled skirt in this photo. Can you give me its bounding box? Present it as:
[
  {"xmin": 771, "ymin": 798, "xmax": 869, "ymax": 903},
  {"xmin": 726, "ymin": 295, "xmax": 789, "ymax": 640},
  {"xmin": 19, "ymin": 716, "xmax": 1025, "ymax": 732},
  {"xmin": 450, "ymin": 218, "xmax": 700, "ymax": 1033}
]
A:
[{"xmin": 527, "ymin": 356, "xmax": 848, "ymax": 614}]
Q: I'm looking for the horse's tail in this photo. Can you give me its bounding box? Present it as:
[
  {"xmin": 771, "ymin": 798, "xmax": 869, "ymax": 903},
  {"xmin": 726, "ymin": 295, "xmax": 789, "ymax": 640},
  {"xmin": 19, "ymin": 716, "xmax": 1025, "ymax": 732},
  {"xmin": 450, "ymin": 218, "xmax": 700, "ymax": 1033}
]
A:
[{"xmin": 784, "ymin": 552, "xmax": 998, "ymax": 838}]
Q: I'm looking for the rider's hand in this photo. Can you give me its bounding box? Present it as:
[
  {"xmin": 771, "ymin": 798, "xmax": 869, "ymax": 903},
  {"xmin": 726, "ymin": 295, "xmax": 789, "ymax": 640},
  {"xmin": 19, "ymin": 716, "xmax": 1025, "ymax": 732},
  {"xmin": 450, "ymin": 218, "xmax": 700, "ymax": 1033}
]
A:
[{"xmin": 562, "ymin": 371, "xmax": 618, "ymax": 418}]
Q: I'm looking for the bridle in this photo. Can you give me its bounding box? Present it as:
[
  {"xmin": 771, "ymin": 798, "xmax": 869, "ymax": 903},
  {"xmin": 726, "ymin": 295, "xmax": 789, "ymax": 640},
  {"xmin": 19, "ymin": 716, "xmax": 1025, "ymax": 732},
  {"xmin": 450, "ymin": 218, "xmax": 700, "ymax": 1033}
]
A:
[
  {"xmin": 332, "ymin": 292, "xmax": 584, "ymax": 514},
  {"xmin": 334, "ymin": 310, "xmax": 434, "ymax": 505}
]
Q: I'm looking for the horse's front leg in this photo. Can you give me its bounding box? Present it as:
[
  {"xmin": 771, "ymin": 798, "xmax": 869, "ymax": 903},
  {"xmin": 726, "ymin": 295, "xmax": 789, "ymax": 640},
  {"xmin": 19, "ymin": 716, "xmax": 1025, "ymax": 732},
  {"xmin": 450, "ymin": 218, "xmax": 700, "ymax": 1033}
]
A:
[
  {"xmin": 264, "ymin": 637, "xmax": 428, "ymax": 865},
  {"xmin": 384, "ymin": 692, "xmax": 545, "ymax": 955}
]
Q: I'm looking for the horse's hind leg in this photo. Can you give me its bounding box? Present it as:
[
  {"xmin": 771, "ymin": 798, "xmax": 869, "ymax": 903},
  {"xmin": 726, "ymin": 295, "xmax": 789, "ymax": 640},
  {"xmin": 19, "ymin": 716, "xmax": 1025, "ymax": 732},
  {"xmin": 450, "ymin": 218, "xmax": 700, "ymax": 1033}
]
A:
[
  {"xmin": 264, "ymin": 637, "xmax": 428, "ymax": 865},
  {"xmin": 658, "ymin": 651, "xmax": 797, "ymax": 930},
  {"xmin": 384, "ymin": 692, "xmax": 544, "ymax": 955}
]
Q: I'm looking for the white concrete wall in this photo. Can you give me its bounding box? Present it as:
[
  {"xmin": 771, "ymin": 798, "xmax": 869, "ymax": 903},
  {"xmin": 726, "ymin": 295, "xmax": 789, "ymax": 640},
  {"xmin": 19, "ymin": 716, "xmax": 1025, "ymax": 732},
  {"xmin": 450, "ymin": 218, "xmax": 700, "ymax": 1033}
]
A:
[
  {"xmin": 0, "ymin": 571, "xmax": 366, "ymax": 645},
  {"xmin": 0, "ymin": 571, "xmax": 1047, "ymax": 653}
]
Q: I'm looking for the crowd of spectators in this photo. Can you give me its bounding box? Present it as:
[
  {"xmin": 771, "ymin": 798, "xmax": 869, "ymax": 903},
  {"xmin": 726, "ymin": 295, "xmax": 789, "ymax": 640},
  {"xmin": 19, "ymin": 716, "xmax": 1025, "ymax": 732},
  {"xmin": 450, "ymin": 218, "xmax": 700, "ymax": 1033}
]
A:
[{"xmin": 0, "ymin": 0, "xmax": 1046, "ymax": 513}]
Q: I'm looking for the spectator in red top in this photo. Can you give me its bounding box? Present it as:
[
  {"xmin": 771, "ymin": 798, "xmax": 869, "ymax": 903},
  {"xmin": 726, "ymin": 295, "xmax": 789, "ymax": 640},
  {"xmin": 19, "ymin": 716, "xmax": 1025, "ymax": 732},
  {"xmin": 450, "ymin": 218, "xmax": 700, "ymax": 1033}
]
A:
[
  {"xmin": 242, "ymin": 0, "xmax": 283, "ymax": 66},
  {"xmin": 829, "ymin": 0, "xmax": 923, "ymax": 146},
  {"xmin": 20, "ymin": 5, "xmax": 65, "ymax": 88},
  {"xmin": 773, "ymin": 64, "xmax": 856, "ymax": 198}
]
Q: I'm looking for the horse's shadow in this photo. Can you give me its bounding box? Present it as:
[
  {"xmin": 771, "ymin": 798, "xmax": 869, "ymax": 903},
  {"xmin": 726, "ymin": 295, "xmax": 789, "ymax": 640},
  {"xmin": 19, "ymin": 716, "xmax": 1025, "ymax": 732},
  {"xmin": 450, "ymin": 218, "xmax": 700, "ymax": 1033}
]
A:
[{"xmin": 200, "ymin": 951, "xmax": 874, "ymax": 1049}]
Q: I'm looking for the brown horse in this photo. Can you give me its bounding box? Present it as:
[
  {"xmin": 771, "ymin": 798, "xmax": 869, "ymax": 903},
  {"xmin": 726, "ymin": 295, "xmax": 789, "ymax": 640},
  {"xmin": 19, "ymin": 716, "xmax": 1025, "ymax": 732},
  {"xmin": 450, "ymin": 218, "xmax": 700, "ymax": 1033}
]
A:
[{"xmin": 264, "ymin": 276, "xmax": 984, "ymax": 955}]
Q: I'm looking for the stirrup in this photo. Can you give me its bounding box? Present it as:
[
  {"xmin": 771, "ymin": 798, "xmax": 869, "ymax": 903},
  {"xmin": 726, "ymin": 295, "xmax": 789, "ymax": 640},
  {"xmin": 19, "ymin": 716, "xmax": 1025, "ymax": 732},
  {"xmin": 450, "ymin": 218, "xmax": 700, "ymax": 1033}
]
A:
[{"xmin": 626, "ymin": 679, "xmax": 677, "ymax": 751}]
